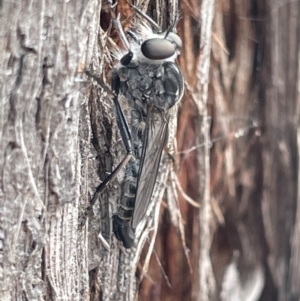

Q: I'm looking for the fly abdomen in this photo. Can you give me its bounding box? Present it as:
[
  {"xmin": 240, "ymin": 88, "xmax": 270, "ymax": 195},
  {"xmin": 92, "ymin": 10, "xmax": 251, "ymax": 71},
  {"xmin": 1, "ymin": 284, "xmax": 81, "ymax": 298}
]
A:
[
  {"xmin": 113, "ymin": 157, "xmax": 140, "ymax": 247},
  {"xmin": 119, "ymin": 184, "xmax": 136, "ymax": 217},
  {"xmin": 113, "ymin": 215, "xmax": 135, "ymax": 248},
  {"xmin": 113, "ymin": 175, "xmax": 137, "ymax": 248}
]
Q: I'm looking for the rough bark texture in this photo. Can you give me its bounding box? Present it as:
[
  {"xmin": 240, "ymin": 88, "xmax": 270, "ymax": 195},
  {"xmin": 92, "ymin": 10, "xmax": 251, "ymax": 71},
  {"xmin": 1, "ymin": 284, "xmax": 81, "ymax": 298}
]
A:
[
  {"xmin": 1, "ymin": 0, "xmax": 299, "ymax": 301},
  {"xmin": 0, "ymin": 0, "xmax": 101, "ymax": 300}
]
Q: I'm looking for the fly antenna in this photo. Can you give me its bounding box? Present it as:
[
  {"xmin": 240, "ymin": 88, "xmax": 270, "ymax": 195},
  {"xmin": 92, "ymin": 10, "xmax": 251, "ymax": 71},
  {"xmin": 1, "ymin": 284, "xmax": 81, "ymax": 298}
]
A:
[{"xmin": 164, "ymin": 18, "xmax": 179, "ymax": 39}]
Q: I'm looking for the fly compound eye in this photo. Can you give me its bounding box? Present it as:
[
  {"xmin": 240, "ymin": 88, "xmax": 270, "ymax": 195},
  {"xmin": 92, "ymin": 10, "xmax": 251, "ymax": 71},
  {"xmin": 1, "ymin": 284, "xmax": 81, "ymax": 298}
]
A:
[{"xmin": 141, "ymin": 38, "xmax": 176, "ymax": 60}]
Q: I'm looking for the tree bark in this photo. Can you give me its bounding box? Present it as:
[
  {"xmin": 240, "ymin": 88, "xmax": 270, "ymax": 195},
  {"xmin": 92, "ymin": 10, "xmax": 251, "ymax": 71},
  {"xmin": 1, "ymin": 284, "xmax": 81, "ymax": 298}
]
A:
[
  {"xmin": 0, "ymin": 0, "xmax": 101, "ymax": 299},
  {"xmin": 1, "ymin": 0, "xmax": 299, "ymax": 301}
]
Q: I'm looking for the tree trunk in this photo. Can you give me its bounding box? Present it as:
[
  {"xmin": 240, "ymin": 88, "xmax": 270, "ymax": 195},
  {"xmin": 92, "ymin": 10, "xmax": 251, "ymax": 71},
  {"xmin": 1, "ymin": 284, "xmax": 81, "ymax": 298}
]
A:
[
  {"xmin": 1, "ymin": 0, "xmax": 299, "ymax": 301},
  {"xmin": 0, "ymin": 0, "xmax": 101, "ymax": 299}
]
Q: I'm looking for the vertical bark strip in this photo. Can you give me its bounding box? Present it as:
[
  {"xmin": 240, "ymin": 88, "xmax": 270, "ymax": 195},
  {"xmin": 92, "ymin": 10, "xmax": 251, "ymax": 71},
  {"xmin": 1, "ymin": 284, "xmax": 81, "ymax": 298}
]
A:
[
  {"xmin": 0, "ymin": 0, "xmax": 102, "ymax": 300},
  {"xmin": 196, "ymin": 1, "xmax": 216, "ymax": 300},
  {"xmin": 262, "ymin": 1, "xmax": 300, "ymax": 300}
]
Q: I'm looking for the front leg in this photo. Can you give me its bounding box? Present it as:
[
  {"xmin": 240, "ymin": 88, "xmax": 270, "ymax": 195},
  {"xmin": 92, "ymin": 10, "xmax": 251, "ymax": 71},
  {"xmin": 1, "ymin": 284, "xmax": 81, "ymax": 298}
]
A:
[
  {"xmin": 111, "ymin": 14, "xmax": 134, "ymax": 66},
  {"xmin": 80, "ymin": 70, "xmax": 133, "ymax": 228}
]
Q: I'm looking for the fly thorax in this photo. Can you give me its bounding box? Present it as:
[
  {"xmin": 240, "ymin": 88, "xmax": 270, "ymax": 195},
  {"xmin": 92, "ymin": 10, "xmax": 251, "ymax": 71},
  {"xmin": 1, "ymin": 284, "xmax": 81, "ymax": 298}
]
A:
[{"xmin": 117, "ymin": 61, "xmax": 183, "ymax": 112}]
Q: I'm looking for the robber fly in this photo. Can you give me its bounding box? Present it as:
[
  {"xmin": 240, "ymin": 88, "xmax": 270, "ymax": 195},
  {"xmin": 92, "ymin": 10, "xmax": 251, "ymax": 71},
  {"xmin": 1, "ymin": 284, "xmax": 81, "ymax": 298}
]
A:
[{"xmin": 82, "ymin": 5, "xmax": 184, "ymax": 248}]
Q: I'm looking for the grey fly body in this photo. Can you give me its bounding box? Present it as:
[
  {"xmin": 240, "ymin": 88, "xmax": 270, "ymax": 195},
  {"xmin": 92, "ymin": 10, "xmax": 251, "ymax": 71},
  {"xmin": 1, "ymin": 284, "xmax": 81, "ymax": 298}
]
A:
[{"xmin": 82, "ymin": 5, "xmax": 184, "ymax": 248}]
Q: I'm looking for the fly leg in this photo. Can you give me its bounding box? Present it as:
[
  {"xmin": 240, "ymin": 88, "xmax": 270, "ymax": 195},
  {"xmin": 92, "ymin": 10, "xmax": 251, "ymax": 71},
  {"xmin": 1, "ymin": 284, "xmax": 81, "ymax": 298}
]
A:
[
  {"xmin": 80, "ymin": 70, "xmax": 133, "ymax": 228},
  {"xmin": 110, "ymin": 13, "xmax": 134, "ymax": 66}
]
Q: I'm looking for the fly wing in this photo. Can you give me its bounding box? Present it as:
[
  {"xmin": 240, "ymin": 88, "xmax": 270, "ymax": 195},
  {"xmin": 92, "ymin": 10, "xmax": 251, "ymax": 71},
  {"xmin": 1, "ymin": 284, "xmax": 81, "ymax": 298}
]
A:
[{"xmin": 131, "ymin": 108, "xmax": 169, "ymax": 229}]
